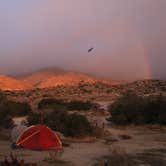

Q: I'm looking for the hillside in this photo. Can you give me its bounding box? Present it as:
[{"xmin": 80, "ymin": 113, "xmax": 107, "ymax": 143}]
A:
[
  {"xmin": 19, "ymin": 68, "xmax": 119, "ymax": 88},
  {"xmin": 3, "ymin": 79, "xmax": 165, "ymax": 112},
  {"xmin": 35, "ymin": 72, "xmax": 97, "ymax": 88},
  {"xmin": 18, "ymin": 67, "xmax": 66, "ymax": 87},
  {"xmin": 0, "ymin": 75, "xmax": 31, "ymax": 90}
]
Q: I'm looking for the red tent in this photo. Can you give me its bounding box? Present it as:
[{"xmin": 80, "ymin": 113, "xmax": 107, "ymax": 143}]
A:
[{"xmin": 16, "ymin": 125, "xmax": 62, "ymax": 150}]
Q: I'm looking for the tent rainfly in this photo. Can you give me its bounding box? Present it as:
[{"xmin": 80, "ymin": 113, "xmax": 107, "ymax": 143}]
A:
[{"xmin": 16, "ymin": 124, "xmax": 62, "ymax": 150}]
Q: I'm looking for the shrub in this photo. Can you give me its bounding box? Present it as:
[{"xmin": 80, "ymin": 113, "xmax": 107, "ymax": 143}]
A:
[
  {"xmin": 62, "ymin": 113, "xmax": 92, "ymax": 137},
  {"xmin": 0, "ymin": 100, "xmax": 31, "ymax": 128},
  {"xmin": 0, "ymin": 91, "xmax": 6, "ymax": 104},
  {"xmin": 38, "ymin": 98, "xmax": 93, "ymax": 112},
  {"xmin": 108, "ymin": 92, "xmax": 166, "ymax": 125},
  {"xmin": 0, "ymin": 108, "xmax": 14, "ymax": 128},
  {"xmin": 27, "ymin": 112, "xmax": 41, "ymax": 125},
  {"xmin": 0, "ymin": 93, "xmax": 14, "ymax": 128},
  {"xmin": 2, "ymin": 101, "xmax": 32, "ymax": 117},
  {"xmin": 27, "ymin": 110, "xmax": 92, "ymax": 137},
  {"xmin": 1, "ymin": 116, "xmax": 14, "ymax": 128},
  {"xmin": 38, "ymin": 98, "xmax": 65, "ymax": 109},
  {"xmin": 67, "ymin": 100, "xmax": 92, "ymax": 111}
]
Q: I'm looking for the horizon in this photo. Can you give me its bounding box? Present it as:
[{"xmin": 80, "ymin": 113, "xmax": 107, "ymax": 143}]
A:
[
  {"xmin": 0, "ymin": 66, "xmax": 165, "ymax": 83},
  {"xmin": 0, "ymin": 1, "xmax": 166, "ymax": 81}
]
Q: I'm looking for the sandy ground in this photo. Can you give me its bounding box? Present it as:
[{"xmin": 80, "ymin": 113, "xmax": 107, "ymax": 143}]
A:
[
  {"xmin": 1, "ymin": 125, "xmax": 166, "ymax": 166},
  {"xmin": 0, "ymin": 139, "xmax": 109, "ymax": 166}
]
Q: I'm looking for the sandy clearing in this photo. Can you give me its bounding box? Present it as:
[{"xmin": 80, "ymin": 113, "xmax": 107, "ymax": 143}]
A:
[
  {"xmin": 61, "ymin": 140, "xmax": 109, "ymax": 166},
  {"xmin": 1, "ymin": 126, "xmax": 166, "ymax": 165},
  {"xmin": 0, "ymin": 140, "xmax": 109, "ymax": 166}
]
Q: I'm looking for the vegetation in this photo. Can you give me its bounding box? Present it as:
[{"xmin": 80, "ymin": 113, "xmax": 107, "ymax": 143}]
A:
[
  {"xmin": 2, "ymin": 101, "xmax": 32, "ymax": 117},
  {"xmin": 0, "ymin": 92, "xmax": 13, "ymax": 128},
  {"xmin": 31, "ymin": 98, "xmax": 93, "ymax": 137},
  {"xmin": 108, "ymin": 92, "xmax": 166, "ymax": 125},
  {"xmin": 27, "ymin": 112, "xmax": 41, "ymax": 125},
  {"xmin": 0, "ymin": 116, "xmax": 14, "ymax": 129},
  {"xmin": 67, "ymin": 100, "xmax": 92, "ymax": 111},
  {"xmin": 38, "ymin": 98, "xmax": 93, "ymax": 111},
  {"xmin": 0, "ymin": 92, "xmax": 31, "ymax": 128},
  {"xmin": 27, "ymin": 110, "xmax": 92, "ymax": 137},
  {"xmin": 38, "ymin": 98, "xmax": 65, "ymax": 109}
]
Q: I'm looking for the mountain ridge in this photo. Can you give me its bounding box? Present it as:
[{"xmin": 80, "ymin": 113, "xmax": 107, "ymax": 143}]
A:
[
  {"xmin": 0, "ymin": 74, "xmax": 32, "ymax": 90},
  {"xmin": 0, "ymin": 68, "xmax": 120, "ymax": 90}
]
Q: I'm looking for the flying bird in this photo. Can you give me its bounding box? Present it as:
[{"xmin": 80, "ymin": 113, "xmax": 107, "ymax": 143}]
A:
[{"xmin": 88, "ymin": 47, "xmax": 94, "ymax": 53}]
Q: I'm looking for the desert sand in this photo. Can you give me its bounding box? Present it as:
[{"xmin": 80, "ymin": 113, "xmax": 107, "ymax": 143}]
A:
[{"xmin": 1, "ymin": 125, "xmax": 166, "ymax": 166}]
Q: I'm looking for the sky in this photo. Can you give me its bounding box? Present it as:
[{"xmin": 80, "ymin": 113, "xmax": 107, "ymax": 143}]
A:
[{"xmin": 0, "ymin": 0, "xmax": 166, "ymax": 81}]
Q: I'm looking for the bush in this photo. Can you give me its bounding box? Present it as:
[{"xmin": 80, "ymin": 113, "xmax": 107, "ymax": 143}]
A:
[
  {"xmin": 38, "ymin": 98, "xmax": 93, "ymax": 112},
  {"xmin": 38, "ymin": 98, "xmax": 65, "ymax": 109},
  {"xmin": 62, "ymin": 113, "xmax": 92, "ymax": 137},
  {"xmin": 38, "ymin": 98, "xmax": 66, "ymax": 110},
  {"xmin": 0, "ymin": 93, "xmax": 14, "ymax": 128},
  {"xmin": 67, "ymin": 100, "xmax": 92, "ymax": 111},
  {"xmin": 0, "ymin": 91, "xmax": 6, "ymax": 104},
  {"xmin": 0, "ymin": 105, "xmax": 14, "ymax": 128},
  {"xmin": 2, "ymin": 101, "xmax": 32, "ymax": 117},
  {"xmin": 0, "ymin": 99, "xmax": 31, "ymax": 128},
  {"xmin": 27, "ymin": 112, "xmax": 41, "ymax": 125},
  {"xmin": 27, "ymin": 110, "xmax": 92, "ymax": 137},
  {"xmin": 108, "ymin": 92, "xmax": 166, "ymax": 125},
  {"xmin": 1, "ymin": 116, "xmax": 14, "ymax": 128}
]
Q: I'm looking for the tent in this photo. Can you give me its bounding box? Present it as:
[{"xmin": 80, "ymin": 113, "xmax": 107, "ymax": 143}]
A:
[{"xmin": 16, "ymin": 124, "xmax": 62, "ymax": 150}]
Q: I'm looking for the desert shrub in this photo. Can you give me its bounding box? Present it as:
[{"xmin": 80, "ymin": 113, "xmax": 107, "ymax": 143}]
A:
[
  {"xmin": 0, "ymin": 91, "xmax": 6, "ymax": 104},
  {"xmin": 38, "ymin": 98, "xmax": 65, "ymax": 109},
  {"xmin": 81, "ymin": 88, "xmax": 92, "ymax": 94},
  {"xmin": 0, "ymin": 100, "xmax": 31, "ymax": 128},
  {"xmin": 43, "ymin": 110, "xmax": 67, "ymax": 133},
  {"xmin": 0, "ymin": 105, "xmax": 8, "ymax": 120},
  {"xmin": 0, "ymin": 107, "xmax": 14, "ymax": 128},
  {"xmin": 1, "ymin": 116, "xmax": 14, "ymax": 128},
  {"xmin": 2, "ymin": 101, "xmax": 32, "ymax": 117},
  {"xmin": 108, "ymin": 92, "xmax": 166, "ymax": 125},
  {"xmin": 0, "ymin": 94, "xmax": 14, "ymax": 128},
  {"xmin": 27, "ymin": 110, "xmax": 92, "ymax": 137},
  {"xmin": 27, "ymin": 112, "xmax": 41, "ymax": 125},
  {"xmin": 67, "ymin": 100, "xmax": 92, "ymax": 110},
  {"xmin": 62, "ymin": 113, "xmax": 92, "ymax": 137},
  {"xmin": 106, "ymin": 89, "xmax": 113, "ymax": 93},
  {"xmin": 38, "ymin": 98, "xmax": 93, "ymax": 112},
  {"xmin": 0, "ymin": 107, "xmax": 13, "ymax": 128}
]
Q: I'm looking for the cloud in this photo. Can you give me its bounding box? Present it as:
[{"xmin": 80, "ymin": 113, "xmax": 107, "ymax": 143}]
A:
[{"xmin": 0, "ymin": 0, "xmax": 166, "ymax": 80}]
